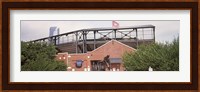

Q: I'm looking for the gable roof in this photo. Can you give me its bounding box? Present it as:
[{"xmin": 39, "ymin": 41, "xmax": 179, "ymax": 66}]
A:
[{"xmin": 89, "ymin": 40, "xmax": 136, "ymax": 53}]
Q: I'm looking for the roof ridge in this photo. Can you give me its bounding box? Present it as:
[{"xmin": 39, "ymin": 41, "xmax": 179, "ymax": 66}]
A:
[
  {"xmin": 88, "ymin": 39, "xmax": 136, "ymax": 54},
  {"xmin": 111, "ymin": 40, "xmax": 136, "ymax": 51}
]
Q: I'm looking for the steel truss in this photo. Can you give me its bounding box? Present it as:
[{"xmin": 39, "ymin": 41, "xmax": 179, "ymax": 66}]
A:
[{"xmin": 31, "ymin": 25, "xmax": 155, "ymax": 53}]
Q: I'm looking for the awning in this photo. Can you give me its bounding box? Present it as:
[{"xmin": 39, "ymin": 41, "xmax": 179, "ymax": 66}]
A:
[{"xmin": 109, "ymin": 58, "xmax": 122, "ymax": 63}]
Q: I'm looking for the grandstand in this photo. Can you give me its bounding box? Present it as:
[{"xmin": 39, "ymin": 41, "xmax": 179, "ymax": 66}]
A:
[{"xmin": 31, "ymin": 25, "xmax": 155, "ymax": 54}]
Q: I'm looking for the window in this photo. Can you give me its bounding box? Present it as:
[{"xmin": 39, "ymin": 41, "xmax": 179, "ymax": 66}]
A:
[{"xmin": 76, "ymin": 60, "xmax": 83, "ymax": 68}]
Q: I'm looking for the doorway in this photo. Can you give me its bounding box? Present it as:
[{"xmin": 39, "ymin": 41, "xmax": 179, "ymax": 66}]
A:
[{"xmin": 91, "ymin": 60, "xmax": 105, "ymax": 71}]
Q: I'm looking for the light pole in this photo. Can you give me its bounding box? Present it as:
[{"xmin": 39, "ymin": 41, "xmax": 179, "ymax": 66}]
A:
[
  {"xmin": 67, "ymin": 55, "xmax": 71, "ymax": 67},
  {"xmin": 87, "ymin": 55, "xmax": 90, "ymax": 71}
]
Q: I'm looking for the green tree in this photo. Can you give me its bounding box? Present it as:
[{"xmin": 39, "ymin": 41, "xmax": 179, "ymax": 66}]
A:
[
  {"xmin": 123, "ymin": 38, "xmax": 179, "ymax": 71},
  {"xmin": 21, "ymin": 42, "xmax": 67, "ymax": 71}
]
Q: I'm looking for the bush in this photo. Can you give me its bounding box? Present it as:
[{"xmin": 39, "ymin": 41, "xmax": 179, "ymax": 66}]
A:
[
  {"xmin": 123, "ymin": 38, "xmax": 179, "ymax": 71},
  {"xmin": 21, "ymin": 42, "xmax": 67, "ymax": 71}
]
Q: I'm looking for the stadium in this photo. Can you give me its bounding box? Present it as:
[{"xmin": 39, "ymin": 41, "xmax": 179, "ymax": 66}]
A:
[{"xmin": 31, "ymin": 24, "xmax": 155, "ymax": 71}]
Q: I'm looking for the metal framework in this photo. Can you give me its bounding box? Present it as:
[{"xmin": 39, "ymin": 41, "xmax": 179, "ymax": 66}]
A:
[{"xmin": 31, "ymin": 25, "xmax": 155, "ymax": 54}]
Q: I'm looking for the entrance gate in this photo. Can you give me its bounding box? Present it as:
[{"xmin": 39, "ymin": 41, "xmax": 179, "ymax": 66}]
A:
[{"xmin": 91, "ymin": 60, "xmax": 105, "ymax": 71}]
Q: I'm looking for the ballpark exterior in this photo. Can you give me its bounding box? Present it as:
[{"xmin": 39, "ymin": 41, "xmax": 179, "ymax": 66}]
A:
[
  {"xmin": 56, "ymin": 40, "xmax": 136, "ymax": 71},
  {"xmin": 31, "ymin": 25, "xmax": 155, "ymax": 71}
]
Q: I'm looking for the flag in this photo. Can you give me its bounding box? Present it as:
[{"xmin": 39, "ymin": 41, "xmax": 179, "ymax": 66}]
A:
[{"xmin": 112, "ymin": 21, "xmax": 119, "ymax": 28}]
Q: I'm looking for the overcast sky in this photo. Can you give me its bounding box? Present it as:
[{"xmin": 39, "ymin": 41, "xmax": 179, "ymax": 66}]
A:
[{"xmin": 21, "ymin": 20, "xmax": 179, "ymax": 43}]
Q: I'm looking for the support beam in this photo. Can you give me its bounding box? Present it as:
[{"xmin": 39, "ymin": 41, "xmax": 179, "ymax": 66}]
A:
[
  {"xmin": 82, "ymin": 31, "xmax": 85, "ymax": 53},
  {"xmin": 75, "ymin": 32, "xmax": 78, "ymax": 54},
  {"xmin": 54, "ymin": 37, "xmax": 56, "ymax": 45},
  {"xmin": 57, "ymin": 28, "xmax": 60, "ymax": 44},
  {"xmin": 78, "ymin": 45, "xmax": 83, "ymax": 53},
  {"xmin": 94, "ymin": 31, "xmax": 96, "ymax": 49},
  {"xmin": 136, "ymin": 29, "xmax": 138, "ymax": 49},
  {"xmin": 153, "ymin": 27, "xmax": 155, "ymax": 42},
  {"xmin": 114, "ymin": 30, "xmax": 116, "ymax": 39},
  {"xmin": 85, "ymin": 31, "xmax": 88, "ymax": 53}
]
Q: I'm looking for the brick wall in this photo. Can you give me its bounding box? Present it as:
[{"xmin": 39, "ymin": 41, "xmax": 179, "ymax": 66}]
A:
[{"xmin": 56, "ymin": 40, "xmax": 136, "ymax": 71}]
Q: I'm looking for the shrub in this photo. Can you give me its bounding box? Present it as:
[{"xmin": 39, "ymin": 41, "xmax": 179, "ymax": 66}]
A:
[
  {"xmin": 123, "ymin": 38, "xmax": 179, "ymax": 71},
  {"xmin": 21, "ymin": 42, "xmax": 67, "ymax": 71}
]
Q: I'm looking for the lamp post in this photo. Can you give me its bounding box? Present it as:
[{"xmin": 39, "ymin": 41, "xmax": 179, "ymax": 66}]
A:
[
  {"xmin": 67, "ymin": 55, "xmax": 71, "ymax": 67},
  {"xmin": 87, "ymin": 55, "xmax": 90, "ymax": 71}
]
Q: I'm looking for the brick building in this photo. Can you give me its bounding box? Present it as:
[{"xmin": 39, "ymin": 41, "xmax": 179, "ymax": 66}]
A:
[
  {"xmin": 56, "ymin": 40, "xmax": 136, "ymax": 71},
  {"xmin": 30, "ymin": 25, "xmax": 155, "ymax": 71}
]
